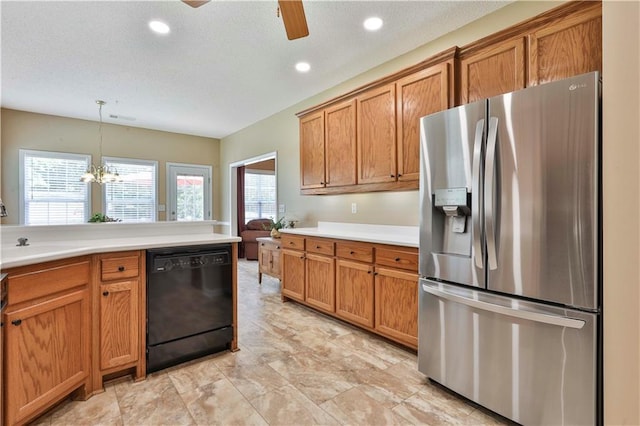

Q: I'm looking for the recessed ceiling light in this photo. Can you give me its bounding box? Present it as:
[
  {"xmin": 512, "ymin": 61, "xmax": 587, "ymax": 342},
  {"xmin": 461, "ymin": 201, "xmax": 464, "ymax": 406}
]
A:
[
  {"xmin": 295, "ymin": 62, "xmax": 311, "ymax": 73},
  {"xmin": 149, "ymin": 20, "xmax": 170, "ymax": 34},
  {"xmin": 363, "ymin": 17, "xmax": 383, "ymax": 31}
]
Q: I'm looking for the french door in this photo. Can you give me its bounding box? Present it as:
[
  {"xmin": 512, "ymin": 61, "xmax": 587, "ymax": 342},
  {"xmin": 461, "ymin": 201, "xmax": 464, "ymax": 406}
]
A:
[{"xmin": 167, "ymin": 163, "xmax": 212, "ymax": 221}]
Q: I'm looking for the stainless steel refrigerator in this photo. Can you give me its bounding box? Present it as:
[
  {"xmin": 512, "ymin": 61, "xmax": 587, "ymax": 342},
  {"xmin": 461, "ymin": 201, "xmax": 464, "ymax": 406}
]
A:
[{"xmin": 418, "ymin": 72, "xmax": 601, "ymax": 425}]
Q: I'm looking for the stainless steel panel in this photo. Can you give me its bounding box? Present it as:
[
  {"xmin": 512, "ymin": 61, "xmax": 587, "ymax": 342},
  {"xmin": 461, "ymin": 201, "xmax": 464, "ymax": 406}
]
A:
[
  {"xmin": 418, "ymin": 279, "xmax": 597, "ymax": 425},
  {"xmin": 487, "ymin": 72, "xmax": 599, "ymax": 310},
  {"xmin": 419, "ymin": 100, "xmax": 485, "ymax": 287}
]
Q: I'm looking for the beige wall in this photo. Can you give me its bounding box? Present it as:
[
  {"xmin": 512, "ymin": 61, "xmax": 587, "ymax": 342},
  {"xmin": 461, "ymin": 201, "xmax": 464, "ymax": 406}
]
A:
[
  {"xmin": 0, "ymin": 108, "xmax": 221, "ymax": 224},
  {"xmin": 219, "ymin": 1, "xmax": 563, "ymax": 228},
  {"xmin": 602, "ymin": 1, "xmax": 640, "ymax": 424}
]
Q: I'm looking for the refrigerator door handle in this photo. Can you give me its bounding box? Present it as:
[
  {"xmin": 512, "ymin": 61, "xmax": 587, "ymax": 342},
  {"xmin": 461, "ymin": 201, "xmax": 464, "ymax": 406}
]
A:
[
  {"xmin": 472, "ymin": 119, "xmax": 484, "ymax": 269},
  {"xmin": 484, "ymin": 117, "xmax": 499, "ymax": 270},
  {"xmin": 421, "ymin": 282, "xmax": 585, "ymax": 329}
]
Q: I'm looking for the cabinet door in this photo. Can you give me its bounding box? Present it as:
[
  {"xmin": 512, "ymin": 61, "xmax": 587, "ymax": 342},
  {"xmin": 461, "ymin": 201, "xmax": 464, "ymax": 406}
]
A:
[
  {"xmin": 281, "ymin": 249, "xmax": 305, "ymax": 301},
  {"xmin": 5, "ymin": 290, "xmax": 89, "ymax": 426},
  {"xmin": 305, "ymin": 253, "xmax": 335, "ymax": 313},
  {"xmin": 335, "ymin": 259, "xmax": 374, "ymax": 328},
  {"xmin": 325, "ymin": 99, "xmax": 357, "ymax": 187},
  {"xmin": 357, "ymin": 83, "xmax": 397, "ymax": 184},
  {"xmin": 396, "ymin": 63, "xmax": 453, "ymax": 181},
  {"xmin": 528, "ymin": 6, "xmax": 601, "ymax": 86},
  {"xmin": 258, "ymin": 242, "xmax": 272, "ymax": 275},
  {"xmin": 460, "ymin": 37, "xmax": 526, "ymax": 104},
  {"xmin": 300, "ymin": 110, "xmax": 326, "ymax": 189},
  {"xmin": 374, "ymin": 267, "xmax": 418, "ymax": 348},
  {"xmin": 270, "ymin": 246, "xmax": 281, "ymax": 278},
  {"xmin": 100, "ymin": 280, "xmax": 139, "ymax": 370}
]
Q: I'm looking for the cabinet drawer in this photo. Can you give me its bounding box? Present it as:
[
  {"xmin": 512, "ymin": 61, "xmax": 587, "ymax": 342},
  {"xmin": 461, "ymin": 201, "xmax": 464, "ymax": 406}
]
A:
[
  {"xmin": 282, "ymin": 234, "xmax": 305, "ymax": 251},
  {"xmin": 376, "ymin": 247, "xmax": 418, "ymax": 272},
  {"xmin": 336, "ymin": 242, "xmax": 373, "ymax": 263},
  {"xmin": 306, "ymin": 238, "xmax": 335, "ymax": 256},
  {"xmin": 8, "ymin": 259, "xmax": 90, "ymax": 305},
  {"xmin": 101, "ymin": 256, "xmax": 139, "ymax": 281}
]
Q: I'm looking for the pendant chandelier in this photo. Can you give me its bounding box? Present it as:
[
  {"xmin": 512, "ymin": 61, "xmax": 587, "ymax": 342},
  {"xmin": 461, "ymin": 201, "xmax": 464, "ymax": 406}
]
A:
[{"xmin": 80, "ymin": 100, "xmax": 122, "ymax": 184}]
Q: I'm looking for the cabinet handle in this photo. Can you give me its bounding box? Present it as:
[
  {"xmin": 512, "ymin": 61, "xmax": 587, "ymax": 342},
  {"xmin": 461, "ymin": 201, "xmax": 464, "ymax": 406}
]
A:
[
  {"xmin": 398, "ymin": 174, "xmax": 402, "ymax": 177},
  {"xmin": 315, "ymin": 245, "xmax": 320, "ymax": 249},
  {"xmin": 11, "ymin": 319, "xmax": 22, "ymax": 326},
  {"xmin": 320, "ymin": 181, "xmax": 325, "ymax": 185},
  {"xmin": 350, "ymin": 251, "xmax": 355, "ymax": 255},
  {"xmin": 103, "ymin": 291, "xmax": 110, "ymax": 297},
  {"xmin": 367, "ymin": 270, "xmax": 372, "ymax": 274},
  {"xmin": 374, "ymin": 272, "xmax": 379, "ymax": 276},
  {"xmin": 395, "ymin": 257, "xmax": 401, "ymax": 262},
  {"xmin": 118, "ymin": 266, "xmax": 125, "ymax": 272},
  {"xmin": 277, "ymin": 246, "xmax": 280, "ymax": 249},
  {"xmin": 299, "ymin": 255, "xmax": 305, "ymax": 259},
  {"xmin": 390, "ymin": 174, "xmax": 395, "ymax": 178}
]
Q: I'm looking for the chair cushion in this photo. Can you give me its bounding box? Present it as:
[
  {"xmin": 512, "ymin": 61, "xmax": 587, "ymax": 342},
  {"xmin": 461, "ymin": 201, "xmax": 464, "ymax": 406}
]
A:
[{"xmin": 245, "ymin": 218, "xmax": 272, "ymax": 231}]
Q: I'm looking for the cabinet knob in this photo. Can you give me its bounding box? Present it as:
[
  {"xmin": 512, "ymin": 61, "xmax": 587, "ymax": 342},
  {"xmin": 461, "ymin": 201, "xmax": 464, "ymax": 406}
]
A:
[
  {"xmin": 367, "ymin": 270, "xmax": 372, "ymax": 274},
  {"xmin": 320, "ymin": 181, "xmax": 325, "ymax": 185},
  {"xmin": 390, "ymin": 174, "xmax": 395, "ymax": 178},
  {"xmin": 398, "ymin": 174, "xmax": 402, "ymax": 177},
  {"xmin": 277, "ymin": 246, "xmax": 280, "ymax": 249},
  {"xmin": 374, "ymin": 272, "xmax": 379, "ymax": 276},
  {"xmin": 299, "ymin": 255, "xmax": 305, "ymax": 259},
  {"xmin": 11, "ymin": 319, "xmax": 22, "ymax": 326},
  {"xmin": 103, "ymin": 291, "xmax": 110, "ymax": 297},
  {"xmin": 350, "ymin": 251, "xmax": 355, "ymax": 255},
  {"xmin": 118, "ymin": 266, "xmax": 125, "ymax": 272},
  {"xmin": 395, "ymin": 257, "xmax": 401, "ymax": 262},
  {"xmin": 315, "ymin": 245, "xmax": 320, "ymax": 249}
]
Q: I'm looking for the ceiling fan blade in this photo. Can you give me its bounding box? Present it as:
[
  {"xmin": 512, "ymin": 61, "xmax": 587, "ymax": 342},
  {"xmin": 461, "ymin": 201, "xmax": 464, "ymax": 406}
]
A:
[
  {"xmin": 278, "ymin": 0, "xmax": 309, "ymax": 40},
  {"xmin": 182, "ymin": 0, "xmax": 210, "ymax": 8}
]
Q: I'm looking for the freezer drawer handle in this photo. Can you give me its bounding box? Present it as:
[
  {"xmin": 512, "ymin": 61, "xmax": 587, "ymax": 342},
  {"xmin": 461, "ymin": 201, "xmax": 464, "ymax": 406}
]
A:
[{"xmin": 421, "ymin": 283, "xmax": 585, "ymax": 329}]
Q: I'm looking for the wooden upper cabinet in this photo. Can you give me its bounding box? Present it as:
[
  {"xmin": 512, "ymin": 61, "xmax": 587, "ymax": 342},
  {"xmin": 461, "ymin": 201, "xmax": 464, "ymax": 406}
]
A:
[
  {"xmin": 460, "ymin": 37, "xmax": 526, "ymax": 104},
  {"xmin": 325, "ymin": 99, "xmax": 357, "ymax": 187},
  {"xmin": 357, "ymin": 83, "xmax": 397, "ymax": 184},
  {"xmin": 528, "ymin": 5, "xmax": 602, "ymax": 86},
  {"xmin": 396, "ymin": 62, "xmax": 453, "ymax": 181},
  {"xmin": 300, "ymin": 110, "xmax": 325, "ymax": 189}
]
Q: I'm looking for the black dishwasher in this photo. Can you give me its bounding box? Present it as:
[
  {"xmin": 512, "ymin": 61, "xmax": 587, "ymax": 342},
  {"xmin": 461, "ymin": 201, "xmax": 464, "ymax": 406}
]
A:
[{"xmin": 146, "ymin": 244, "xmax": 233, "ymax": 373}]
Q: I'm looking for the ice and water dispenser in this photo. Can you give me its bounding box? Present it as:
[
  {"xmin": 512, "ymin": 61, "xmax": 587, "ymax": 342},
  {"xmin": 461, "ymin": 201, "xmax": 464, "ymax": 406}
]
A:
[{"xmin": 430, "ymin": 187, "xmax": 472, "ymax": 257}]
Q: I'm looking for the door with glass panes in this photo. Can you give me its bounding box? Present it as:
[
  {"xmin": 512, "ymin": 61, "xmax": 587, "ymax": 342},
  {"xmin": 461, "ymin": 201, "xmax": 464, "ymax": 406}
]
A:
[{"xmin": 167, "ymin": 163, "xmax": 212, "ymax": 221}]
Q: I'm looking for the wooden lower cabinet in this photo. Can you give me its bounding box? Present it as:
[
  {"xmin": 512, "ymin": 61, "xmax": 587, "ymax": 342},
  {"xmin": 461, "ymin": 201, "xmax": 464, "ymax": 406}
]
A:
[
  {"xmin": 4, "ymin": 258, "xmax": 91, "ymax": 426},
  {"xmin": 99, "ymin": 280, "xmax": 139, "ymax": 369},
  {"xmin": 281, "ymin": 248, "xmax": 305, "ymax": 301},
  {"xmin": 257, "ymin": 237, "xmax": 281, "ymax": 282},
  {"xmin": 374, "ymin": 267, "xmax": 418, "ymax": 347},
  {"xmin": 92, "ymin": 251, "xmax": 145, "ymax": 392},
  {"xmin": 305, "ymin": 253, "xmax": 335, "ymax": 313},
  {"xmin": 335, "ymin": 259, "xmax": 375, "ymax": 328}
]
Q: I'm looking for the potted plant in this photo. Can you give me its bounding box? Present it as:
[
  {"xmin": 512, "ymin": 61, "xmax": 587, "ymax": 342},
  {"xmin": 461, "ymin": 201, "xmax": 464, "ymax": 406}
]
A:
[
  {"xmin": 265, "ymin": 216, "xmax": 285, "ymax": 238},
  {"xmin": 88, "ymin": 213, "xmax": 121, "ymax": 223}
]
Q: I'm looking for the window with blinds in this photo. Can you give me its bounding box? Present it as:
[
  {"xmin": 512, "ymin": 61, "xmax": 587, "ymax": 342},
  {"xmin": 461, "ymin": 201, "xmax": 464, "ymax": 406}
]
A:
[
  {"xmin": 19, "ymin": 149, "xmax": 91, "ymax": 225},
  {"xmin": 103, "ymin": 157, "xmax": 157, "ymax": 222},
  {"xmin": 244, "ymin": 170, "xmax": 276, "ymax": 223}
]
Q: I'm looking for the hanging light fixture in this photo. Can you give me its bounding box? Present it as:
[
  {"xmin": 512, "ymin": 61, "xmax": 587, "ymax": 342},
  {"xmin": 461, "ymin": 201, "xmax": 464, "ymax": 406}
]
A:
[{"xmin": 80, "ymin": 100, "xmax": 122, "ymax": 184}]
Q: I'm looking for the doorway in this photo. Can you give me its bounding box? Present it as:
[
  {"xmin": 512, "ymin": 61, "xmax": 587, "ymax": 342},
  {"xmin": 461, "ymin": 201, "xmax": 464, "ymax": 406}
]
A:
[
  {"xmin": 229, "ymin": 152, "xmax": 278, "ymax": 240},
  {"xmin": 166, "ymin": 162, "xmax": 212, "ymax": 221}
]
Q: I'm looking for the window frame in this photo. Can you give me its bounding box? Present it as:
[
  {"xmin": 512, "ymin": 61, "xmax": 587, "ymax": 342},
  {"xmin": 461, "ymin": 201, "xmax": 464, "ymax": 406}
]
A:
[
  {"xmin": 101, "ymin": 156, "xmax": 158, "ymax": 223},
  {"xmin": 166, "ymin": 162, "xmax": 212, "ymax": 222},
  {"xmin": 19, "ymin": 149, "xmax": 92, "ymax": 225},
  {"xmin": 244, "ymin": 168, "xmax": 277, "ymax": 224}
]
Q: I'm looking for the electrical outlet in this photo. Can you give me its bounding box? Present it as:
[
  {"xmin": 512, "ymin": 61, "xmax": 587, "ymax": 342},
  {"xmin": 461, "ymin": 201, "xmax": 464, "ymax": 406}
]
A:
[
  {"xmin": 279, "ymin": 204, "xmax": 286, "ymax": 214},
  {"xmin": 351, "ymin": 203, "xmax": 357, "ymax": 214}
]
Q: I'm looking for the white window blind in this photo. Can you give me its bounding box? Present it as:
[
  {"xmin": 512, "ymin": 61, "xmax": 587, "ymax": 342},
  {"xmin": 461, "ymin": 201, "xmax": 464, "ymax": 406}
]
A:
[
  {"xmin": 19, "ymin": 149, "xmax": 91, "ymax": 225},
  {"xmin": 103, "ymin": 157, "xmax": 157, "ymax": 222},
  {"xmin": 244, "ymin": 170, "xmax": 276, "ymax": 223}
]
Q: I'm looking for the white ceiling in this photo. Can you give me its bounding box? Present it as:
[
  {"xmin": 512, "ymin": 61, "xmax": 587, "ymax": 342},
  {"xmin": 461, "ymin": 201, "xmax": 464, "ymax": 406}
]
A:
[{"xmin": 1, "ymin": 1, "xmax": 510, "ymax": 139}]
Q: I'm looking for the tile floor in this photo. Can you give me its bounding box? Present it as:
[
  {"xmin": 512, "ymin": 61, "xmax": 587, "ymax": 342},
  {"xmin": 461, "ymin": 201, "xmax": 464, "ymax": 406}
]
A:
[{"xmin": 32, "ymin": 259, "xmax": 508, "ymax": 426}]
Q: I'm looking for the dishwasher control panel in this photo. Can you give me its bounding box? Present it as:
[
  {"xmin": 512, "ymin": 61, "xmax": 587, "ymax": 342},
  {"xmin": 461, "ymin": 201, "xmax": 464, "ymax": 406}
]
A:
[{"xmin": 152, "ymin": 252, "xmax": 229, "ymax": 272}]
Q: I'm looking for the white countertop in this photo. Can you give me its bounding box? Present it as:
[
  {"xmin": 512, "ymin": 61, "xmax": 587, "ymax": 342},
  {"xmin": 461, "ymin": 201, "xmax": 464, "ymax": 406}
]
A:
[
  {"xmin": 0, "ymin": 222, "xmax": 240, "ymax": 269},
  {"xmin": 280, "ymin": 221, "xmax": 419, "ymax": 248}
]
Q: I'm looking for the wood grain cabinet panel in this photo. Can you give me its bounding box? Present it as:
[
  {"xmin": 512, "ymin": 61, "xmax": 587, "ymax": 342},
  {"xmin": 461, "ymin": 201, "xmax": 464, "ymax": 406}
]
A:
[
  {"xmin": 305, "ymin": 253, "xmax": 335, "ymax": 313},
  {"xmin": 258, "ymin": 238, "xmax": 281, "ymax": 282},
  {"xmin": 357, "ymin": 83, "xmax": 397, "ymax": 184},
  {"xmin": 99, "ymin": 280, "xmax": 139, "ymax": 370},
  {"xmin": 335, "ymin": 259, "xmax": 374, "ymax": 328},
  {"xmin": 281, "ymin": 248, "xmax": 305, "ymax": 302},
  {"xmin": 100, "ymin": 256, "xmax": 139, "ymax": 281},
  {"xmin": 5, "ymin": 288, "xmax": 90, "ymax": 426},
  {"xmin": 325, "ymin": 99, "xmax": 357, "ymax": 187},
  {"xmin": 300, "ymin": 110, "xmax": 326, "ymax": 189},
  {"xmin": 528, "ymin": 5, "xmax": 602, "ymax": 86},
  {"xmin": 282, "ymin": 234, "xmax": 305, "ymax": 251},
  {"xmin": 396, "ymin": 62, "xmax": 453, "ymax": 181},
  {"xmin": 374, "ymin": 267, "xmax": 418, "ymax": 348},
  {"xmin": 460, "ymin": 37, "xmax": 526, "ymax": 104}
]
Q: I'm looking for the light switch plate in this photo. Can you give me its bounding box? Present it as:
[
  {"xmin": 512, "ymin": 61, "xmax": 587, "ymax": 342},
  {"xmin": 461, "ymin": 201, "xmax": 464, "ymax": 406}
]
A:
[{"xmin": 279, "ymin": 204, "xmax": 285, "ymax": 214}]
